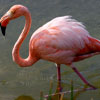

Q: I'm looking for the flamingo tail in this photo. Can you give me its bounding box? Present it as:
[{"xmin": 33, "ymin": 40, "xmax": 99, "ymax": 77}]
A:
[
  {"xmin": 89, "ymin": 37, "xmax": 100, "ymax": 52},
  {"xmin": 73, "ymin": 37, "xmax": 100, "ymax": 62}
]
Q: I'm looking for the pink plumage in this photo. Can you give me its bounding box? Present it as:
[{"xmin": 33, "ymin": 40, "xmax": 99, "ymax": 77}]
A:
[{"xmin": 31, "ymin": 16, "xmax": 99, "ymax": 65}]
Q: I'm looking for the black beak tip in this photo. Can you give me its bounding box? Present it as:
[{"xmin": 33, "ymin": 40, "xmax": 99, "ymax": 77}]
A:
[{"xmin": 0, "ymin": 23, "xmax": 6, "ymax": 36}]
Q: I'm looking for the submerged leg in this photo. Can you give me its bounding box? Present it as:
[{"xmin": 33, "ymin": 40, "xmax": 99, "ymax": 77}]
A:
[
  {"xmin": 71, "ymin": 64, "xmax": 97, "ymax": 90},
  {"xmin": 56, "ymin": 64, "xmax": 62, "ymax": 92}
]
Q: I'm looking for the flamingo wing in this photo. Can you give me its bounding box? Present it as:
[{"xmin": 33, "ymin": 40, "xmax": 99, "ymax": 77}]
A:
[{"xmin": 31, "ymin": 16, "xmax": 92, "ymax": 64}]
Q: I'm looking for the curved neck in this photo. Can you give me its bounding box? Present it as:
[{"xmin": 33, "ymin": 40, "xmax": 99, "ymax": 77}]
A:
[{"xmin": 12, "ymin": 10, "xmax": 37, "ymax": 67}]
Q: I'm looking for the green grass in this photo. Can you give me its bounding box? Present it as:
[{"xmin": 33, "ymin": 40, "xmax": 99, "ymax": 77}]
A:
[{"xmin": 71, "ymin": 81, "xmax": 74, "ymax": 100}]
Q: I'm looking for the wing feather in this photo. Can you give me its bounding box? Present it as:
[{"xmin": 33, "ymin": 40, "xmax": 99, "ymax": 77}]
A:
[
  {"xmin": 32, "ymin": 16, "xmax": 91, "ymax": 57},
  {"xmin": 41, "ymin": 16, "xmax": 90, "ymax": 50}
]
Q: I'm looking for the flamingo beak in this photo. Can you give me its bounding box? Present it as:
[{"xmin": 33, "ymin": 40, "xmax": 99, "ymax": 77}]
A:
[
  {"xmin": 0, "ymin": 11, "xmax": 12, "ymax": 36},
  {"xmin": 0, "ymin": 23, "xmax": 6, "ymax": 36}
]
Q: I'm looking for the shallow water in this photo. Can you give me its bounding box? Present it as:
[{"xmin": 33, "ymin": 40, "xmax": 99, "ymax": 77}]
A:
[{"xmin": 0, "ymin": 0, "xmax": 100, "ymax": 100}]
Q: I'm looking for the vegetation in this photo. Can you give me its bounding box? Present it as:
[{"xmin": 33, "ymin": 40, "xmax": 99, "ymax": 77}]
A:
[{"xmin": 15, "ymin": 81, "xmax": 96, "ymax": 100}]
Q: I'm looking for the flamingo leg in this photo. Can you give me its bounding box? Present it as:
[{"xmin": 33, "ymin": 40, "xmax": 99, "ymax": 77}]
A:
[
  {"xmin": 56, "ymin": 64, "xmax": 62, "ymax": 92},
  {"xmin": 71, "ymin": 64, "xmax": 97, "ymax": 90}
]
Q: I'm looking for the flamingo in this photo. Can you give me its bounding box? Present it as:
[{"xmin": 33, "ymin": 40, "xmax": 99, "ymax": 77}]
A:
[{"xmin": 0, "ymin": 5, "xmax": 99, "ymax": 91}]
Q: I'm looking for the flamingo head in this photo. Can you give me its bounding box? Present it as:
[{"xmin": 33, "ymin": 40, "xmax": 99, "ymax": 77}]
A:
[{"xmin": 0, "ymin": 5, "xmax": 28, "ymax": 36}]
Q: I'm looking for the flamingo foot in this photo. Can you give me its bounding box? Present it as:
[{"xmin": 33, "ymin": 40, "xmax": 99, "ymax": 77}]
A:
[{"xmin": 86, "ymin": 84, "xmax": 97, "ymax": 90}]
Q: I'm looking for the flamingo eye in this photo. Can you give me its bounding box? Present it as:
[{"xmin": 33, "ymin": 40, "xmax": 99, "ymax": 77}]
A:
[{"xmin": 11, "ymin": 10, "xmax": 15, "ymax": 14}]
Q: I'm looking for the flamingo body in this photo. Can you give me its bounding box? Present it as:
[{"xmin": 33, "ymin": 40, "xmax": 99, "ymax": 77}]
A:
[{"xmin": 30, "ymin": 16, "xmax": 99, "ymax": 65}]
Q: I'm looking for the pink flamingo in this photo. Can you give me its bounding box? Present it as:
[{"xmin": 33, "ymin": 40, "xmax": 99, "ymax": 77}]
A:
[{"xmin": 0, "ymin": 5, "xmax": 99, "ymax": 91}]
